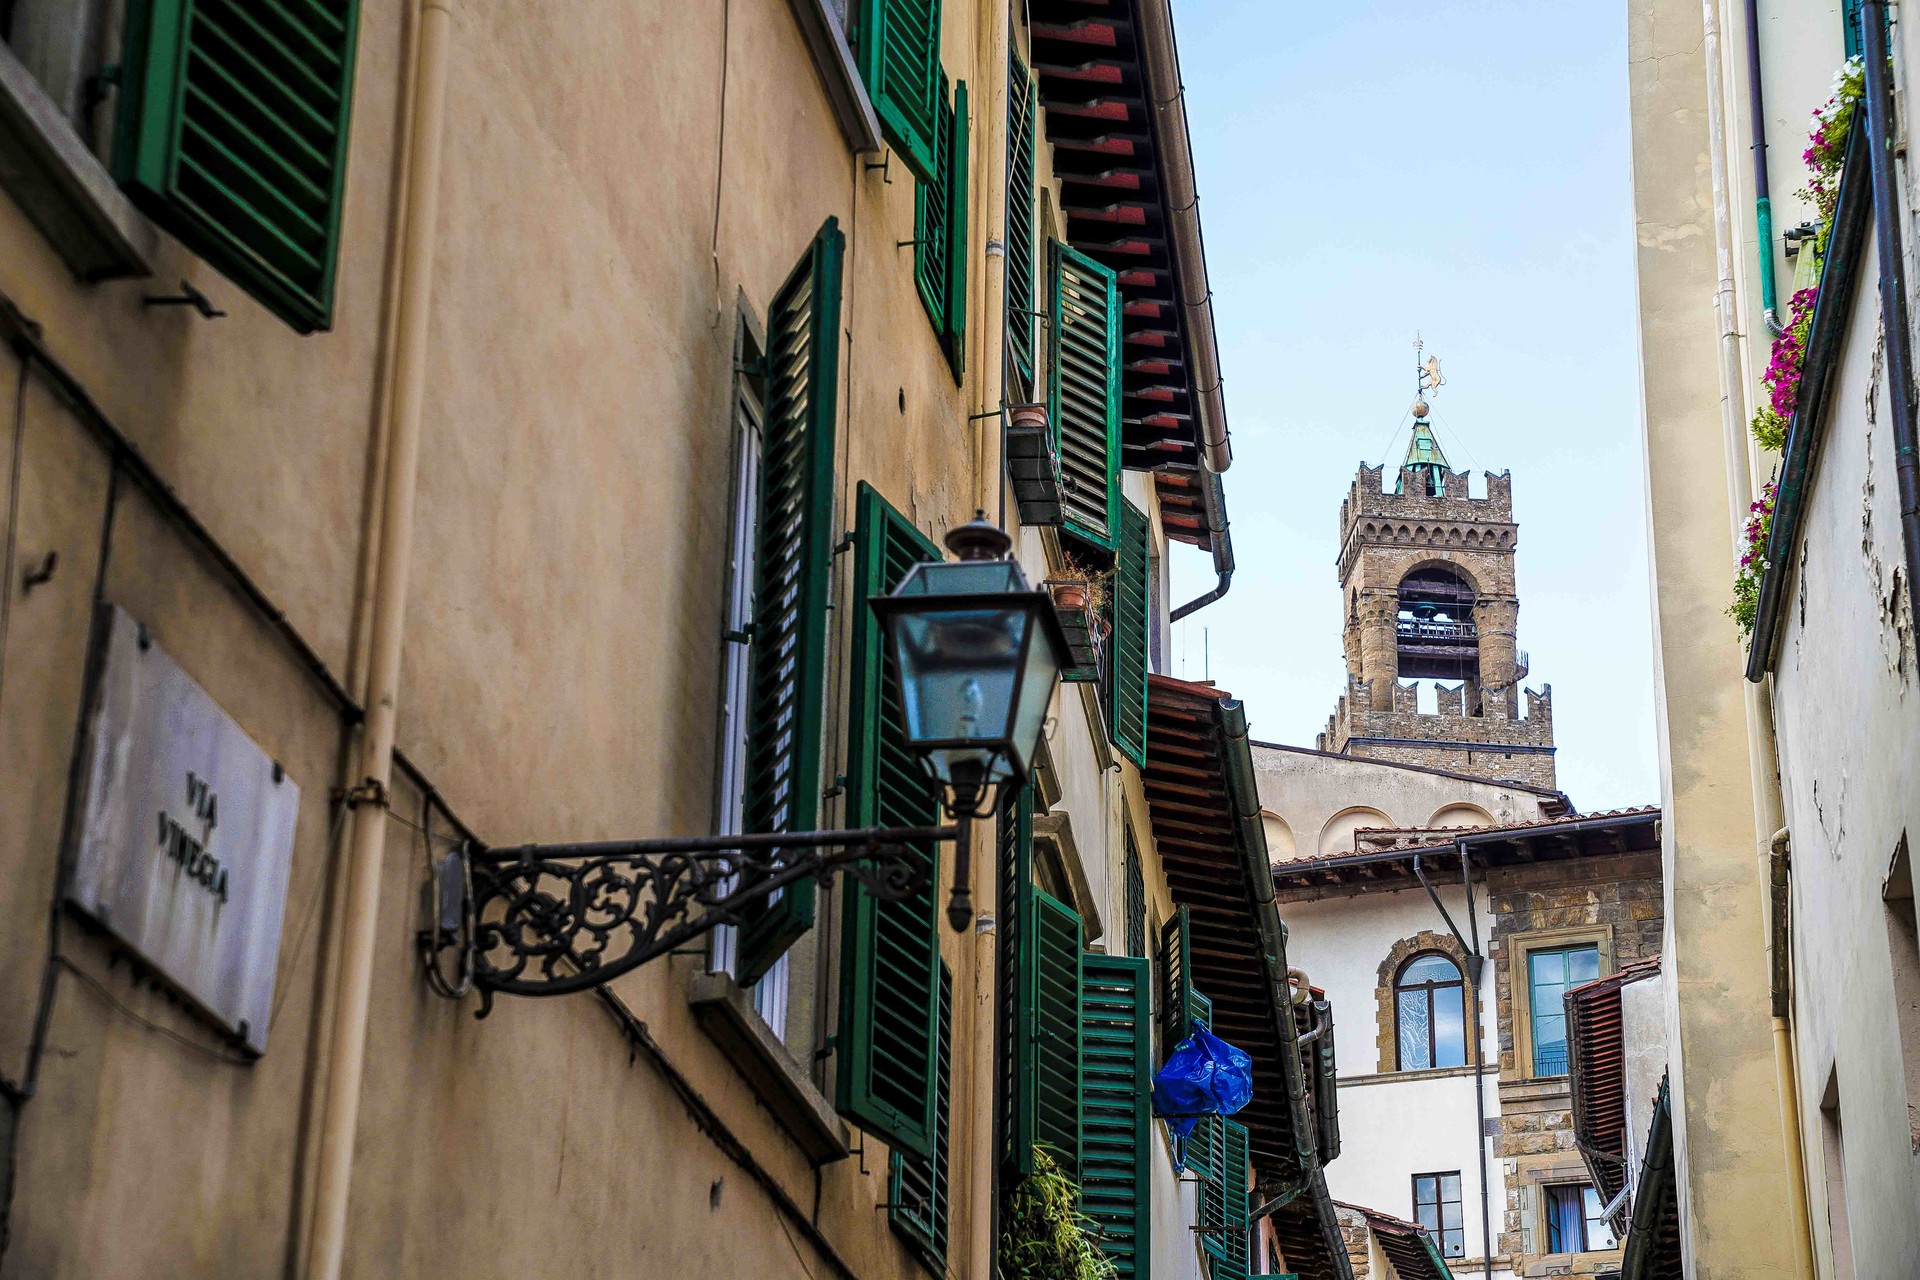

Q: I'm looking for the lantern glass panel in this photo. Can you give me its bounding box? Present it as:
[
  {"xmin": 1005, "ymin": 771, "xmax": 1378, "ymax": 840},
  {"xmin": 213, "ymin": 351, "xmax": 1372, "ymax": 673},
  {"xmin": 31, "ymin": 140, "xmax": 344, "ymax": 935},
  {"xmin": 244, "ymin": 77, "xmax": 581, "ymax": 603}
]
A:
[{"xmin": 891, "ymin": 603, "xmax": 1027, "ymax": 786}]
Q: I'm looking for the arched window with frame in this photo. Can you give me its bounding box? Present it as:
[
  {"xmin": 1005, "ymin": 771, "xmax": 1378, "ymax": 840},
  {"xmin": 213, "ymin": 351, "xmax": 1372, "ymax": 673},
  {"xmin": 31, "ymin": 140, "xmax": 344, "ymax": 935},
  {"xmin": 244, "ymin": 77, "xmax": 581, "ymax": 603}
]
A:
[{"xmin": 1395, "ymin": 952, "xmax": 1467, "ymax": 1070}]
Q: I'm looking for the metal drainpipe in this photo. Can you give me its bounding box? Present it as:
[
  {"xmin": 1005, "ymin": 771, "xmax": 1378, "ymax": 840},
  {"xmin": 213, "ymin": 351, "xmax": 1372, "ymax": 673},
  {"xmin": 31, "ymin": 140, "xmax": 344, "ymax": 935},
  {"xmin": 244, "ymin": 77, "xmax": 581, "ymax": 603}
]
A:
[
  {"xmin": 1744, "ymin": 0, "xmax": 1785, "ymax": 334},
  {"xmin": 1863, "ymin": 1, "xmax": 1920, "ymax": 647},
  {"xmin": 1170, "ymin": 465, "xmax": 1233, "ymax": 621},
  {"xmin": 1458, "ymin": 840, "xmax": 1493, "ymax": 1280},
  {"xmin": 302, "ymin": 3, "xmax": 453, "ymax": 1276}
]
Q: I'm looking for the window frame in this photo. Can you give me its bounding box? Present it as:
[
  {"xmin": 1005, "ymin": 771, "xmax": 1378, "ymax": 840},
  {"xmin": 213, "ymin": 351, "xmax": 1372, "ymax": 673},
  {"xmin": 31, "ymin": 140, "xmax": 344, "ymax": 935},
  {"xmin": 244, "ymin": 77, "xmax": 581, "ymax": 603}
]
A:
[
  {"xmin": 1542, "ymin": 1181, "xmax": 1616, "ymax": 1254},
  {"xmin": 1506, "ymin": 926, "xmax": 1612, "ymax": 1081},
  {"xmin": 1526, "ymin": 943, "xmax": 1601, "ymax": 1078},
  {"xmin": 1411, "ymin": 1170, "xmax": 1465, "ymax": 1259},
  {"xmin": 1393, "ymin": 950, "xmax": 1467, "ymax": 1072}
]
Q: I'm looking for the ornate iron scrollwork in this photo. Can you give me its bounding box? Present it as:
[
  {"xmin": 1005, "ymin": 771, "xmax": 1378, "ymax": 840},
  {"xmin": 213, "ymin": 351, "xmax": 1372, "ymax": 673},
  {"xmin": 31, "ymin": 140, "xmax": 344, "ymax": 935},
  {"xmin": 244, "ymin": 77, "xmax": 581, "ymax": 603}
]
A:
[{"xmin": 449, "ymin": 826, "xmax": 948, "ymax": 1016}]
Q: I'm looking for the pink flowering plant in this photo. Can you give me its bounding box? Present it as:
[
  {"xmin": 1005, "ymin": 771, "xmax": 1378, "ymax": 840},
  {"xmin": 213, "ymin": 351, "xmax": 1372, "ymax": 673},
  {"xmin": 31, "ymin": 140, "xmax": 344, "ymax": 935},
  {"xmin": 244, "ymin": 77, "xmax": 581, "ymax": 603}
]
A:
[
  {"xmin": 1728, "ymin": 479, "xmax": 1777, "ymax": 637},
  {"xmin": 1749, "ymin": 59, "xmax": 1865, "ymax": 455}
]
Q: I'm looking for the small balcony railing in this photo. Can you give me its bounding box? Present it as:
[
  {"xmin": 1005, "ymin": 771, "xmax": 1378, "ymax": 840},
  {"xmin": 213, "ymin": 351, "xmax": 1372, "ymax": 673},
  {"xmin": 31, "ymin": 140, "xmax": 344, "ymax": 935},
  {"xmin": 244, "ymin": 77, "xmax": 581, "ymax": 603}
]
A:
[{"xmin": 1396, "ymin": 618, "xmax": 1477, "ymax": 642}]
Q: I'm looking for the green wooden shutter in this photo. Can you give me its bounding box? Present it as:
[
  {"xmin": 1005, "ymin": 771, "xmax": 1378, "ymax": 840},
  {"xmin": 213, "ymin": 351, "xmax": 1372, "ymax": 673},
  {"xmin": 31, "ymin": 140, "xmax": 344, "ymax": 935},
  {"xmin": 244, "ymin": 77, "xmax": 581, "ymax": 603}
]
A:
[
  {"xmin": 941, "ymin": 79, "xmax": 969, "ymax": 379},
  {"xmin": 912, "ymin": 77, "xmax": 969, "ymax": 380},
  {"xmin": 857, "ymin": 0, "xmax": 944, "ymax": 185},
  {"xmin": 1203, "ymin": 1119, "xmax": 1251, "ymax": 1280},
  {"xmin": 1030, "ymin": 889, "xmax": 1084, "ymax": 1180},
  {"xmin": 1006, "ymin": 52, "xmax": 1037, "ymax": 389},
  {"xmin": 1123, "ymin": 827, "xmax": 1145, "ymax": 959},
  {"xmin": 1160, "ymin": 905, "xmax": 1192, "ymax": 1052},
  {"xmin": 1107, "ymin": 498, "xmax": 1150, "ymax": 766},
  {"xmin": 1174, "ymin": 987, "xmax": 1213, "ymax": 1175},
  {"xmin": 838, "ymin": 483, "xmax": 943, "ymax": 1157},
  {"xmin": 1081, "ymin": 955, "xmax": 1153, "ymax": 1280},
  {"xmin": 114, "ymin": 0, "xmax": 361, "ymax": 332},
  {"xmin": 1048, "ymin": 241, "xmax": 1122, "ymax": 549},
  {"xmin": 1001, "ymin": 783, "xmax": 1037, "ymax": 1172},
  {"xmin": 889, "ymin": 963, "xmax": 953, "ymax": 1267},
  {"xmin": 737, "ymin": 219, "xmax": 845, "ymax": 982}
]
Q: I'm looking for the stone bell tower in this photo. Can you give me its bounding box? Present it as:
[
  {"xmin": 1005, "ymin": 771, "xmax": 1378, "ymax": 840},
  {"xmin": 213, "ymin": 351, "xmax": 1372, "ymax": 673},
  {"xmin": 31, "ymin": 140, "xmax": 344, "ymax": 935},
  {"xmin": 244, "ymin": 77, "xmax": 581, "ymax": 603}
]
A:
[{"xmin": 1317, "ymin": 408, "xmax": 1556, "ymax": 790}]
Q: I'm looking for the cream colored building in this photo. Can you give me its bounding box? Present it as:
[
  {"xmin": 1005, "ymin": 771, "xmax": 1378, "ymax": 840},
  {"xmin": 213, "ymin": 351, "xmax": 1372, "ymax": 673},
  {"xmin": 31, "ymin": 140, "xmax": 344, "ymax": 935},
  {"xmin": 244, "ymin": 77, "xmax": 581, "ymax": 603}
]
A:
[
  {"xmin": 0, "ymin": 2, "xmax": 1351, "ymax": 1278},
  {"xmin": 1627, "ymin": 0, "xmax": 1920, "ymax": 1275}
]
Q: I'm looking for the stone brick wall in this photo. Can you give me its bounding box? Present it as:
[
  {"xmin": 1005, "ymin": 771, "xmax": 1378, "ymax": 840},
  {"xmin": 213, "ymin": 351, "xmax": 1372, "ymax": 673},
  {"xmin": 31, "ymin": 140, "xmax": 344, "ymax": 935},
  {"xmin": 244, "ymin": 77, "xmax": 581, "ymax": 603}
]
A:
[
  {"xmin": 1484, "ymin": 852, "xmax": 1663, "ymax": 1271},
  {"xmin": 1335, "ymin": 1206, "xmax": 1372, "ymax": 1280},
  {"xmin": 1318, "ymin": 680, "xmax": 1558, "ymax": 791}
]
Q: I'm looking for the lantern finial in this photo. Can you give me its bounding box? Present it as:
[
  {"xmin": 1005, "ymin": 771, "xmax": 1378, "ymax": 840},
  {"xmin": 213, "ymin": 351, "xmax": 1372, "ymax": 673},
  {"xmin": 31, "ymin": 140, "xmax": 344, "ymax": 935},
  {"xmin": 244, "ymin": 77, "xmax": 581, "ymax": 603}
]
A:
[{"xmin": 945, "ymin": 512, "xmax": 1011, "ymax": 562}]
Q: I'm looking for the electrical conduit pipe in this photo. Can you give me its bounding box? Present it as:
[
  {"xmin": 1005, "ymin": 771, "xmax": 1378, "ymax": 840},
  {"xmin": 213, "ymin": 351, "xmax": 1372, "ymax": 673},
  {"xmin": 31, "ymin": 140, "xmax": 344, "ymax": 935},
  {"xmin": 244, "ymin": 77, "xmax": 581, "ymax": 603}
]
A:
[
  {"xmin": 1744, "ymin": 0, "xmax": 1785, "ymax": 334},
  {"xmin": 302, "ymin": 3, "xmax": 454, "ymax": 1277}
]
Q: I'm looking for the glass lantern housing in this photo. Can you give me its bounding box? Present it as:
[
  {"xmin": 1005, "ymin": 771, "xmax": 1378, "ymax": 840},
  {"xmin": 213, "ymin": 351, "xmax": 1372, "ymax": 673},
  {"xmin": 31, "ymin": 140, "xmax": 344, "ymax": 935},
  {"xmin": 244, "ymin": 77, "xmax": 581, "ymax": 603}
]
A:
[{"xmin": 869, "ymin": 556, "xmax": 1070, "ymax": 809}]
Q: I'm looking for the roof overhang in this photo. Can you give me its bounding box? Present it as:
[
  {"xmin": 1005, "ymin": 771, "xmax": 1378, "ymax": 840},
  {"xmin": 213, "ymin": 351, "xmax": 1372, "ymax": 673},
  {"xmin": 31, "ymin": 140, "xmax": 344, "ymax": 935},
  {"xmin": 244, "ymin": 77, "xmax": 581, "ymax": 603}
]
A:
[
  {"xmin": 1030, "ymin": 0, "xmax": 1230, "ymax": 548},
  {"xmin": 1566, "ymin": 956, "xmax": 1662, "ymax": 1214}
]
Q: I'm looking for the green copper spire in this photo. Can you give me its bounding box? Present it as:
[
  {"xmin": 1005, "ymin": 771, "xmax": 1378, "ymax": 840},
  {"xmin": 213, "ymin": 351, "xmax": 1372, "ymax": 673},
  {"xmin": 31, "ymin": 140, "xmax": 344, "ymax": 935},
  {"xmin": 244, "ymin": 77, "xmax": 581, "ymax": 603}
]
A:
[{"xmin": 1397, "ymin": 420, "xmax": 1451, "ymax": 496}]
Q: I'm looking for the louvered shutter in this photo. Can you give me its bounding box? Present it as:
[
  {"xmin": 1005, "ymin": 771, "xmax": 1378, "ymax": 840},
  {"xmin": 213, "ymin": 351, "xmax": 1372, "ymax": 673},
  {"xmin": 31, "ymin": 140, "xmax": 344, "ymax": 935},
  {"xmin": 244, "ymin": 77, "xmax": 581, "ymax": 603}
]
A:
[
  {"xmin": 838, "ymin": 483, "xmax": 943, "ymax": 1157},
  {"xmin": 1081, "ymin": 955, "xmax": 1152, "ymax": 1280},
  {"xmin": 856, "ymin": 0, "xmax": 944, "ymax": 185},
  {"xmin": 1030, "ymin": 889, "xmax": 1084, "ymax": 1180},
  {"xmin": 737, "ymin": 220, "xmax": 845, "ymax": 982},
  {"xmin": 941, "ymin": 79, "xmax": 969, "ymax": 379},
  {"xmin": 1123, "ymin": 828, "xmax": 1145, "ymax": 960},
  {"xmin": 889, "ymin": 963, "xmax": 953, "ymax": 1267},
  {"xmin": 1000, "ymin": 783, "xmax": 1037, "ymax": 1172},
  {"xmin": 912, "ymin": 77, "xmax": 969, "ymax": 379},
  {"xmin": 1203, "ymin": 1119, "xmax": 1251, "ymax": 1280},
  {"xmin": 115, "ymin": 0, "xmax": 361, "ymax": 332},
  {"xmin": 1048, "ymin": 241, "xmax": 1122, "ymax": 550},
  {"xmin": 1107, "ymin": 498, "xmax": 1150, "ymax": 765},
  {"xmin": 1161, "ymin": 905, "xmax": 1193, "ymax": 1053},
  {"xmin": 1006, "ymin": 53, "xmax": 1037, "ymax": 389}
]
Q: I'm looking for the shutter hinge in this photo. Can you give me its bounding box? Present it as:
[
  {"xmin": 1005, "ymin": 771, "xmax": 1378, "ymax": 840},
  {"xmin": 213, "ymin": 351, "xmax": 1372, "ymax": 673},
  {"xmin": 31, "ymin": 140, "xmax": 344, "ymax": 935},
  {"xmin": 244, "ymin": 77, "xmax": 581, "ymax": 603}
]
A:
[
  {"xmin": 814, "ymin": 1036, "xmax": 838, "ymax": 1060},
  {"xmin": 833, "ymin": 533, "xmax": 856, "ymax": 554},
  {"xmin": 821, "ymin": 774, "xmax": 847, "ymax": 801},
  {"xmin": 724, "ymin": 625, "xmax": 754, "ymax": 645}
]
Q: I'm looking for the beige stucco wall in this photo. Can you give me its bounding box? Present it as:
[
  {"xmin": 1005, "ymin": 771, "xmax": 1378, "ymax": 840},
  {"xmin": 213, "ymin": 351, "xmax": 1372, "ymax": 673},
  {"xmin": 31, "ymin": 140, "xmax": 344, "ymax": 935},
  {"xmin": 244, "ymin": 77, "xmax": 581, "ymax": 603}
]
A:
[
  {"xmin": 0, "ymin": 3, "xmax": 1204, "ymax": 1279},
  {"xmin": 1251, "ymin": 742, "xmax": 1552, "ymax": 862},
  {"xmin": 1625, "ymin": 0, "xmax": 1803, "ymax": 1274}
]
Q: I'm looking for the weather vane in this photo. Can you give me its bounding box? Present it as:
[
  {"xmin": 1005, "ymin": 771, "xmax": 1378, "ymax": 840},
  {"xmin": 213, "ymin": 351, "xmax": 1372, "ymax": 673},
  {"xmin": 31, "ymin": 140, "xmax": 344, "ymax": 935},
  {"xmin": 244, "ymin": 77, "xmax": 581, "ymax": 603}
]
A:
[{"xmin": 1412, "ymin": 333, "xmax": 1444, "ymax": 419}]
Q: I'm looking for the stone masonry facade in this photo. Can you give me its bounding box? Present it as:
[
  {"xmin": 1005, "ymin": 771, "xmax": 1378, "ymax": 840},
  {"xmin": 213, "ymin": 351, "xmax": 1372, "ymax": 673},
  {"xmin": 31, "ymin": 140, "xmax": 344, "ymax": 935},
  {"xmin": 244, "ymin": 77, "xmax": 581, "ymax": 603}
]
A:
[
  {"xmin": 1318, "ymin": 461, "xmax": 1557, "ymax": 791},
  {"xmin": 1485, "ymin": 852, "xmax": 1664, "ymax": 1275}
]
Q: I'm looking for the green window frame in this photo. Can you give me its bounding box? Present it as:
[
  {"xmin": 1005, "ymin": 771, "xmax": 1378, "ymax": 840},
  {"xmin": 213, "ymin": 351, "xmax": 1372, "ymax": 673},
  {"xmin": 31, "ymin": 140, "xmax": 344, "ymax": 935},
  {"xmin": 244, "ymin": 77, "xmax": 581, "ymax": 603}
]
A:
[
  {"xmin": 1006, "ymin": 50, "xmax": 1037, "ymax": 390},
  {"xmin": 855, "ymin": 0, "xmax": 944, "ymax": 185},
  {"xmin": 736, "ymin": 219, "xmax": 846, "ymax": 982},
  {"xmin": 1106, "ymin": 498, "xmax": 1150, "ymax": 766},
  {"xmin": 1000, "ymin": 783, "xmax": 1084, "ymax": 1178},
  {"xmin": 1160, "ymin": 904, "xmax": 1193, "ymax": 1053},
  {"xmin": 913, "ymin": 76, "xmax": 970, "ymax": 379},
  {"xmin": 1081, "ymin": 954, "xmax": 1153, "ymax": 1280},
  {"xmin": 114, "ymin": 0, "xmax": 362, "ymax": 332},
  {"xmin": 837, "ymin": 483, "xmax": 944, "ymax": 1157},
  {"xmin": 1527, "ymin": 944, "xmax": 1599, "ymax": 1077},
  {"xmin": 889, "ymin": 963, "xmax": 954, "ymax": 1269}
]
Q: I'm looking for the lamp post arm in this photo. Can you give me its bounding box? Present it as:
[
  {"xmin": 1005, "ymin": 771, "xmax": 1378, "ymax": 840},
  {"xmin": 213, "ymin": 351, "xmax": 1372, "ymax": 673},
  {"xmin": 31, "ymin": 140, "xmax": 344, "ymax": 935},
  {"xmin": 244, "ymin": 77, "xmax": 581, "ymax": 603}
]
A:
[{"xmin": 450, "ymin": 825, "xmax": 951, "ymax": 1015}]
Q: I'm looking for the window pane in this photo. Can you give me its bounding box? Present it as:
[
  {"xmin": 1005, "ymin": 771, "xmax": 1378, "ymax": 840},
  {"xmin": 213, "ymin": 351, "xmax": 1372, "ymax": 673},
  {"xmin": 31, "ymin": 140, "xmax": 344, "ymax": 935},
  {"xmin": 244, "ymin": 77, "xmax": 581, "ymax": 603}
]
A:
[
  {"xmin": 1414, "ymin": 1176, "xmax": 1438, "ymax": 1212},
  {"xmin": 1569, "ymin": 945, "xmax": 1601, "ymax": 984},
  {"xmin": 1441, "ymin": 1200, "xmax": 1462, "ymax": 1231},
  {"xmin": 1583, "ymin": 1185, "xmax": 1617, "ymax": 1250},
  {"xmin": 1443, "ymin": 1227, "xmax": 1464, "ymax": 1258},
  {"xmin": 1400, "ymin": 953, "xmax": 1462, "ymax": 985},
  {"xmin": 1399, "ymin": 990, "xmax": 1433, "ymax": 1069},
  {"xmin": 1441, "ymin": 1173, "xmax": 1462, "ymax": 1202},
  {"xmin": 1433, "ymin": 983, "xmax": 1467, "ymax": 1067},
  {"xmin": 1545, "ymin": 1185, "xmax": 1586, "ymax": 1253}
]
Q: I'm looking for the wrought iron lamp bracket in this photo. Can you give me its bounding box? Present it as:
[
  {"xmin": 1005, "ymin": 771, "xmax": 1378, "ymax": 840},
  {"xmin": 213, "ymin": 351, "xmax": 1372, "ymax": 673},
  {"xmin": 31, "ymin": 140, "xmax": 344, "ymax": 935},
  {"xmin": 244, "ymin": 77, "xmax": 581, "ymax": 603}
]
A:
[{"xmin": 441, "ymin": 825, "xmax": 950, "ymax": 1017}]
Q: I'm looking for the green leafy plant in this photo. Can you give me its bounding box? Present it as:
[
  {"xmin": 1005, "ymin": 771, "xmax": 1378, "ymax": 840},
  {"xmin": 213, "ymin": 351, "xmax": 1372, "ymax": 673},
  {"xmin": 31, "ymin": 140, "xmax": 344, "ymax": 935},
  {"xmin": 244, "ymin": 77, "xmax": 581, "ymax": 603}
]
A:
[
  {"xmin": 1728, "ymin": 478, "xmax": 1777, "ymax": 638},
  {"xmin": 998, "ymin": 1148, "xmax": 1117, "ymax": 1280}
]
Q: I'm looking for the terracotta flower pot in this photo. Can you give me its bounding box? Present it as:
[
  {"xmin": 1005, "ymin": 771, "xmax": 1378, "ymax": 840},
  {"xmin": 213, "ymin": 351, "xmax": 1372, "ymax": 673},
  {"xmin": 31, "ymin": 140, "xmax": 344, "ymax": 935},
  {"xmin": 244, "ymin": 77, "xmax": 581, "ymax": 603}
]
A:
[
  {"xmin": 1008, "ymin": 403, "xmax": 1049, "ymax": 432},
  {"xmin": 1051, "ymin": 582, "xmax": 1088, "ymax": 612}
]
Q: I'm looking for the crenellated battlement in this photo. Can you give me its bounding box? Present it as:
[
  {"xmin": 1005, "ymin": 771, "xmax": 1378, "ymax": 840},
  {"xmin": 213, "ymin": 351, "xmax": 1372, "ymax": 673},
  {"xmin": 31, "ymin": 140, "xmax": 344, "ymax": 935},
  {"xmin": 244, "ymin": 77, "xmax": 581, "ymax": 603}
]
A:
[
  {"xmin": 1319, "ymin": 678, "xmax": 1557, "ymax": 790},
  {"xmin": 1336, "ymin": 466, "xmax": 1518, "ymax": 584}
]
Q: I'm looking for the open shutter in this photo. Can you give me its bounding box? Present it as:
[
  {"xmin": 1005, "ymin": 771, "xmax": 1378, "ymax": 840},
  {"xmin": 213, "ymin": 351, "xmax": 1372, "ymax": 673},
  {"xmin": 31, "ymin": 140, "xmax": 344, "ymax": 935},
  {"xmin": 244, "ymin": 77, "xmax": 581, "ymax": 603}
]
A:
[
  {"xmin": 115, "ymin": 0, "xmax": 361, "ymax": 332},
  {"xmin": 889, "ymin": 963, "xmax": 954, "ymax": 1267},
  {"xmin": 1030, "ymin": 890, "xmax": 1084, "ymax": 1180},
  {"xmin": 1006, "ymin": 53, "xmax": 1037, "ymax": 389},
  {"xmin": 1081, "ymin": 955, "xmax": 1153, "ymax": 1280},
  {"xmin": 1161, "ymin": 905, "xmax": 1193, "ymax": 1053},
  {"xmin": 1048, "ymin": 241, "xmax": 1122, "ymax": 550},
  {"xmin": 1107, "ymin": 498, "xmax": 1150, "ymax": 766},
  {"xmin": 941, "ymin": 79, "xmax": 969, "ymax": 379},
  {"xmin": 1207, "ymin": 1119, "xmax": 1251, "ymax": 1280},
  {"xmin": 856, "ymin": 0, "xmax": 943, "ymax": 185},
  {"xmin": 1001, "ymin": 783, "xmax": 1036, "ymax": 1171},
  {"xmin": 737, "ymin": 220, "xmax": 845, "ymax": 982},
  {"xmin": 838, "ymin": 483, "xmax": 943, "ymax": 1156},
  {"xmin": 911, "ymin": 77, "xmax": 969, "ymax": 380}
]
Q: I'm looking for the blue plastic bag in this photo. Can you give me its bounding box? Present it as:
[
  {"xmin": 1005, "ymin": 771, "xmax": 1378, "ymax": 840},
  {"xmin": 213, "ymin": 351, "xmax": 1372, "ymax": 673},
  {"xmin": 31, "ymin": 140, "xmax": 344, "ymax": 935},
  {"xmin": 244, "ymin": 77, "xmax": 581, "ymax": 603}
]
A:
[{"xmin": 1150, "ymin": 1027, "xmax": 1254, "ymax": 1134}]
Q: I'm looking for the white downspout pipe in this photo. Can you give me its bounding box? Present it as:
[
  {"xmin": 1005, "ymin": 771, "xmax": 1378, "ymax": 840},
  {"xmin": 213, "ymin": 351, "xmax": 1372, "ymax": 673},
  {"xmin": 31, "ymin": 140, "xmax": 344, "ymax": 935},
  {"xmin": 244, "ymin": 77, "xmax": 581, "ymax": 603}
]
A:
[{"xmin": 302, "ymin": 3, "xmax": 453, "ymax": 1276}]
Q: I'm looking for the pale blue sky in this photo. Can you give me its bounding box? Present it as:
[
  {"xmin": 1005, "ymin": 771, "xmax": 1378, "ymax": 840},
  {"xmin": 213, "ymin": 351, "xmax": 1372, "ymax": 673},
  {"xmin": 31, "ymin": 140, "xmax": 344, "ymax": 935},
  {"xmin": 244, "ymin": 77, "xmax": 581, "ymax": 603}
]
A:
[{"xmin": 1164, "ymin": 0, "xmax": 1659, "ymax": 810}]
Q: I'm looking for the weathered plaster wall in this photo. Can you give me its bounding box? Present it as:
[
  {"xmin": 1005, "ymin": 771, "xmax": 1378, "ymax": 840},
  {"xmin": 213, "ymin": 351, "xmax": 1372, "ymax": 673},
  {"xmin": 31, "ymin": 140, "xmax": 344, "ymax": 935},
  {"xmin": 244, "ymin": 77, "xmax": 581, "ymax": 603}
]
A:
[
  {"xmin": 1771, "ymin": 230, "xmax": 1920, "ymax": 1280},
  {"xmin": 1625, "ymin": 0, "xmax": 1802, "ymax": 1272}
]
